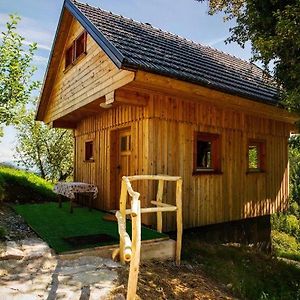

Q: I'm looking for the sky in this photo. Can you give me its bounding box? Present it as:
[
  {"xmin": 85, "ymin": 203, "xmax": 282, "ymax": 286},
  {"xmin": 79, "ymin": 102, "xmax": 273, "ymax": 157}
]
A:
[{"xmin": 0, "ymin": 0, "xmax": 252, "ymax": 164}]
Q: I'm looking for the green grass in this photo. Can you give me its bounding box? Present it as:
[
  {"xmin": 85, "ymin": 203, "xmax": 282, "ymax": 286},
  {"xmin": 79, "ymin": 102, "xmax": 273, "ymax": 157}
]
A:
[
  {"xmin": 183, "ymin": 234, "xmax": 300, "ymax": 300},
  {"xmin": 14, "ymin": 202, "xmax": 167, "ymax": 253},
  {"xmin": 272, "ymin": 230, "xmax": 300, "ymax": 262},
  {"xmin": 0, "ymin": 165, "xmax": 56, "ymax": 203}
]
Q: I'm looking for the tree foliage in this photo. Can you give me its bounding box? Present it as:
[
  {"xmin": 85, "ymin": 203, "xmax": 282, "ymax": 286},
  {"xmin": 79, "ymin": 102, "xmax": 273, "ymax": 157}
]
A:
[
  {"xmin": 0, "ymin": 14, "xmax": 40, "ymax": 135},
  {"xmin": 289, "ymin": 135, "xmax": 300, "ymax": 207},
  {"xmin": 15, "ymin": 106, "xmax": 74, "ymax": 182},
  {"xmin": 197, "ymin": 0, "xmax": 300, "ymax": 110}
]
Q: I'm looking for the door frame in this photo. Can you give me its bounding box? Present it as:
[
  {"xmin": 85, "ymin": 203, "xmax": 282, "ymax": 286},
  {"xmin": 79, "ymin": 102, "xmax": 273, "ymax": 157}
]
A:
[{"xmin": 110, "ymin": 126, "xmax": 132, "ymax": 210}]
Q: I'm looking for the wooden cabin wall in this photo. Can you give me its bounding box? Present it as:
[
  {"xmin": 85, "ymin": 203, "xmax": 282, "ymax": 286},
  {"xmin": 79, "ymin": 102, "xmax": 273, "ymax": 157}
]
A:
[
  {"xmin": 73, "ymin": 84, "xmax": 290, "ymax": 231},
  {"xmin": 43, "ymin": 19, "xmax": 133, "ymax": 124},
  {"xmin": 74, "ymin": 104, "xmax": 154, "ymax": 224},
  {"xmin": 146, "ymin": 94, "xmax": 290, "ymax": 231}
]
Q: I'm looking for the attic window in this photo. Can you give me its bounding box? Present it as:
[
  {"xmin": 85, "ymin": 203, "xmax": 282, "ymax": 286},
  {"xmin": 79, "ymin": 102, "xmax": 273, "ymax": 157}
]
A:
[
  {"xmin": 65, "ymin": 31, "xmax": 87, "ymax": 69},
  {"xmin": 194, "ymin": 132, "xmax": 221, "ymax": 174}
]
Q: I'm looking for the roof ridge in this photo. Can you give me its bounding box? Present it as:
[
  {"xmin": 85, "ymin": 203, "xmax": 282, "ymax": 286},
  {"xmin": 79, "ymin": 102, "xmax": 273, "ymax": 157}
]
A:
[{"xmin": 72, "ymin": 0, "xmax": 258, "ymax": 69}]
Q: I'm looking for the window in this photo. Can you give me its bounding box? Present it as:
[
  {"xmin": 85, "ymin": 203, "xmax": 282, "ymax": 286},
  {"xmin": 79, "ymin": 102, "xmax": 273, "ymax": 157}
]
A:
[
  {"xmin": 248, "ymin": 139, "xmax": 266, "ymax": 172},
  {"xmin": 74, "ymin": 31, "xmax": 87, "ymax": 59},
  {"xmin": 65, "ymin": 45, "xmax": 74, "ymax": 68},
  {"xmin": 120, "ymin": 135, "xmax": 131, "ymax": 152},
  {"xmin": 65, "ymin": 31, "xmax": 87, "ymax": 69},
  {"xmin": 85, "ymin": 141, "xmax": 94, "ymax": 161},
  {"xmin": 194, "ymin": 132, "xmax": 221, "ymax": 173}
]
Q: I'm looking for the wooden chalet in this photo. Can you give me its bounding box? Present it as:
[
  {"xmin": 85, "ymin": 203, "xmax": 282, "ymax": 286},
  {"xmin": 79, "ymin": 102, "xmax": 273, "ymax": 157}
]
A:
[{"xmin": 37, "ymin": 0, "xmax": 299, "ymax": 235}]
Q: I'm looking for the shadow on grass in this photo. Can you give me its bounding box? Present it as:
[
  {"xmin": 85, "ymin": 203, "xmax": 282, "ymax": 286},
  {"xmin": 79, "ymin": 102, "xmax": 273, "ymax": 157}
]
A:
[{"xmin": 182, "ymin": 232, "xmax": 300, "ymax": 300}]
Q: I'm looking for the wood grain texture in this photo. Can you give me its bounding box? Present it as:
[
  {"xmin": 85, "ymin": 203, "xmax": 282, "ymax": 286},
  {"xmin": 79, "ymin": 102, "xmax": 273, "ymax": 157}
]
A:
[
  {"xmin": 74, "ymin": 90, "xmax": 291, "ymax": 231},
  {"xmin": 39, "ymin": 18, "xmax": 293, "ymax": 231},
  {"xmin": 42, "ymin": 18, "xmax": 134, "ymax": 124}
]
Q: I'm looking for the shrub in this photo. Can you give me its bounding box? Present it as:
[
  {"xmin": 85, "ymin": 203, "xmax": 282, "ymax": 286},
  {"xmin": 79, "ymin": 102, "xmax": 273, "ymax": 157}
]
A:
[
  {"xmin": 0, "ymin": 226, "xmax": 6, "ymax": 240},
  {"xmin": 272, "ymin": 230, "xmax": 300, "ymax": 261},
  {"xmin": 0, "ymin": 173, "xmax": 4, "ymax": 202},
  {"xmin": 272, "ymin": 213, "xmax": 300, "ymax": 239},
  {"xmin": 0, "ymin": 166, "xmax": 56, "ymax": 203},
  {"xmin": 289, "ymin": 202, "xmax": 300, "ymax": 219}
]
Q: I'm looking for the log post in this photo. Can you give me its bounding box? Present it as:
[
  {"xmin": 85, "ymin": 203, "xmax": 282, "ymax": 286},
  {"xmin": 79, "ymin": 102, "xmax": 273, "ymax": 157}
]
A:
[
  {"xmin": 156, "ymin": 179, "xmax": 164, "ymax": 233},
  {"xmin": 175, "ymin": 179, "xmax": 183, "ymax": 266},
  {"xmin": 119, "ymin": 178, "xmax": 128, "ymax": 264},
  {"xmin": 127, "ymin": 200, "xmax": 141, "ymax": 300}
]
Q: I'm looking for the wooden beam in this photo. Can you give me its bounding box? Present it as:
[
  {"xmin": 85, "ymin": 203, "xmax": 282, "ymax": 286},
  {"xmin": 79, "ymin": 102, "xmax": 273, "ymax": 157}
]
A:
[
  {"xmin": 51, "ymin": 119, "xmax": 77, "ymax": 129},
  {"xmin": 105, "ymin": 91, "xmax": 115, "ymax": 105},
  {"xmin": 115, "ymin": 89, "xmax": 149, "ymax": 106},
  {"xmin": 134, "ymin": 70, "xmax": 300, "ymax": 124}
]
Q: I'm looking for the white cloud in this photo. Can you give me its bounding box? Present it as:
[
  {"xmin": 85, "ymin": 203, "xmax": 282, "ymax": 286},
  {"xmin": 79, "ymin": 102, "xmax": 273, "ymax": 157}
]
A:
[
  {"xmin": 206, "ymin": 36, "xmax": 227, "ymax": 47},
  {"xmin": 32, "ymin": 54, "xmax": 49, "ymax": 66},
  {"xmin": 0, "ymin": 13, "xmax": 53, "ymax": 51},
  {"xmin": 23, "ymin": 40, "xmax": 51, "ymax": 51}
]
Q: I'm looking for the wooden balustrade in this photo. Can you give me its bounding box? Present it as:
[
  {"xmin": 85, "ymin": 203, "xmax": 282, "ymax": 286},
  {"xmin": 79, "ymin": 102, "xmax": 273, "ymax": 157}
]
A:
[{"xmin": 115, "ymin": 174, "xmax": 183, "ymax": 300}]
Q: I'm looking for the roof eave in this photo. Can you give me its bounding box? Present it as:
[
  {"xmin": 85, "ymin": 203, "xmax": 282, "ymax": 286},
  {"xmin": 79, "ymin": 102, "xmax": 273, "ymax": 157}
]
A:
[{"xmin": 122, "ymin": 60, "xmax": 280, "ymax": 108}]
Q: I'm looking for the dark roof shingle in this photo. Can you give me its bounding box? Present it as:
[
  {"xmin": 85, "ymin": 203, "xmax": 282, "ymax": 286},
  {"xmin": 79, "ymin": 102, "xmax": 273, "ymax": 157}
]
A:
[{"xmin": 71, "ymin": 0, "xmax": 279, "ymax": 105}]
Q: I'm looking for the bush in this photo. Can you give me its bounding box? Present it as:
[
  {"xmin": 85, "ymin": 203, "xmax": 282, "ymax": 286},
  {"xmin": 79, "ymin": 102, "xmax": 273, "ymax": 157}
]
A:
[
  {"xmin": 272, "ymin": 213, "xmax": 300, "ymax": 240},
  {"xmin": 0, "ymin": 226, "xmax": 6, "ymax": 240},
  {"xmin": 272, "ymin": 230, "xmax": 300, "ymax": 261},
  {"xmin": 289, "ymin": 202, "xmax": 300, "ymax": 219},
  {"xmin": 0, "ymin": 173, "xmax": 4, "ymax": 202},
  {"xmin": 0, "ymin": 166, "xmax": 56, "ymax": 203}
]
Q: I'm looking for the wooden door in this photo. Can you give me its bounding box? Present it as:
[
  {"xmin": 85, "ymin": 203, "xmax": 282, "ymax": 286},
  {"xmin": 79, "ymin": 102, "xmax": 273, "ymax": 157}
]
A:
[{"xmin": 111, "ymin": 128, "xmax": 132, "ymax": 209}]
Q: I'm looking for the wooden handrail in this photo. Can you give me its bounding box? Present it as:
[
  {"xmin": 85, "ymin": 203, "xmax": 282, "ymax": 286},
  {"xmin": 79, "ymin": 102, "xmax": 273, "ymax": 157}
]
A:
[{"xmin": 115, "ymin": 174, "xmax": 183, "ymax": 300}]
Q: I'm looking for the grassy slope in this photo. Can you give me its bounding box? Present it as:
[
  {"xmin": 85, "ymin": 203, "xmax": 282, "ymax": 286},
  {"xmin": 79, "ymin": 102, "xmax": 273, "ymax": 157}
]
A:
[
  {"xmin": 183, "ymin": 234, "xmax": 300, "ymax": 300},
  {"xmin": 0, "ymin": 165, "xmax": 56, "ymax": 203}
]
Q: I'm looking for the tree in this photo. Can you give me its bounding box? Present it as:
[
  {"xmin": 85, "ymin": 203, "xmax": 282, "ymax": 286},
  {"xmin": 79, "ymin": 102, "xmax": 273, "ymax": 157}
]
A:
[
  {"xmin": 15, "ymin": 105, "xmax": 74, "ymax": 182},
  {"xmin": 0, "ymin": 15, "xmax": 40, "ymax": 136},
  {"xmin": 197, "ymin": 0, "xmax": 300, "ymax": 111}
]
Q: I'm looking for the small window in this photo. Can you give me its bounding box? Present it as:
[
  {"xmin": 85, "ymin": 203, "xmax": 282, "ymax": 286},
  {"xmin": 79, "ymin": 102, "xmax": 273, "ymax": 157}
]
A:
[
  {"xmin": 248, "ymin": 139, "xmax": 265, "ymax": 172},
  {"xmin": 65, "ymin": 31, "xmax": 87, "ymax": 69},
  {"xmin": 65, "ymin": 45, "xmax": 74, "ymax": 68},
  {"xmin": 75, "ymin": 31, "xmax": 87, "ymax": 60},
  {"xmin": 194, "ymin": 132, "xmax": 221, "ymax": 173},
  {"xmin": 85, "ymin": 141, "xmax": 94, "ymax": 161},
  {"xmin": 120, "ymin": 135, "xmax": 131, "ymax": 152}
]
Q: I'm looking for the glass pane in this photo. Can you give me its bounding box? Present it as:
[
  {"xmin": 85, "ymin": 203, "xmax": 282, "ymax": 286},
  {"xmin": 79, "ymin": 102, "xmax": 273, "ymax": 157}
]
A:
[
  {"xmin": 197, "ymin": 140, "xmax": 212, "ymax": 168},
  {"xmin": 85, "ymin": 141, "xmax": 93, "ymax": 160},
  {"xmin": 248, "ymin": 145, "xmax": 259, "ymax": 168},
  {"xmin": 128, "ymin": 135, "xmax": 131, "ymax": 151},
  {"xmin": 75, "ymin": 33, "xmax": 85, "ymax": 59},
  {"xmin": 65, "ymin": 45, "xmax": 73, "ymax": 67},
  {"xmin": 121, "ymin": 136, "xmax": 127, "ymax": 152}
]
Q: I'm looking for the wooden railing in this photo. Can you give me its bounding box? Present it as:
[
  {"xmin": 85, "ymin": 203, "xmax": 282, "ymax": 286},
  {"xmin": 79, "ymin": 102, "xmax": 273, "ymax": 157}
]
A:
[{"xmin": 115, "ymin": 175, "xmax": 183, "ymax": 300}]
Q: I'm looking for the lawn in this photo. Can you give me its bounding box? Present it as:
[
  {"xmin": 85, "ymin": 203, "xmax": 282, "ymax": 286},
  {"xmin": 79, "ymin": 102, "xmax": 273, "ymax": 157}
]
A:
[{"xmin": 14, "ymin": 202, "xmax": 167, "ymax": 253}]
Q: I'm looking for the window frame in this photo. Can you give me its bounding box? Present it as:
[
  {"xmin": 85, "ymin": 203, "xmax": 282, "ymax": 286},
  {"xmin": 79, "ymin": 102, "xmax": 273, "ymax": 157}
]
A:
[
  {"xmin": 193, "ymin": 132, "xmax": 222, "ymax": 175},
  {"xmin": 65, "ymin": 31, "xmax": 87, "ymax": 70},
  {"xmin": 84, "ymin": 140, "xmax": 94, "ymax": 162},
  {"xmin": 247, "ymin": 139, "xmax": 266, "ymax": 173}
]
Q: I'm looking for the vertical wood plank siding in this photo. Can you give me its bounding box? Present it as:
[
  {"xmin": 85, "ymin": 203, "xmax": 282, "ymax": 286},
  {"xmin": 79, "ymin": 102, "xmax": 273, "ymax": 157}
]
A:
[{"xmin": 75, "ymin": 93, "xmax": 290, "ymax": 231}]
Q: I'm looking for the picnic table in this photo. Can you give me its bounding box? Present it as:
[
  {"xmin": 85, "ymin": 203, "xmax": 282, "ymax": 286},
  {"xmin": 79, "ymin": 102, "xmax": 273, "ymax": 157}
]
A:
[{"xmin": 53, "ymin": 182, "xmax": 98, "ymax": 213}]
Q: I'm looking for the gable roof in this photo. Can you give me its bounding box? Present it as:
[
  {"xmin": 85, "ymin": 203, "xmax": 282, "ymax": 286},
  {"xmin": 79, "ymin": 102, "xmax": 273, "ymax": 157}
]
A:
[{"xmin": 66, "ymin": 0, "xmax": 279, "ymax": 106}]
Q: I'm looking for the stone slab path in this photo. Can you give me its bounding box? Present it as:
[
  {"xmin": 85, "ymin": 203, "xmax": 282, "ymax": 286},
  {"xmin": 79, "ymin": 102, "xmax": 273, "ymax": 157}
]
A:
[{"xmin": 0, "ymin": 238, "xmax": 120, "ymax": 300}]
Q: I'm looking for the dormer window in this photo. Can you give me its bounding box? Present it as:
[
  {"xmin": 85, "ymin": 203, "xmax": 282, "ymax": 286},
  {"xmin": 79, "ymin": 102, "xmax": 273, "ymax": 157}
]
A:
[{"xmin": 65, "ymin": 31, "xmax": 87, "ymax": 69}]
